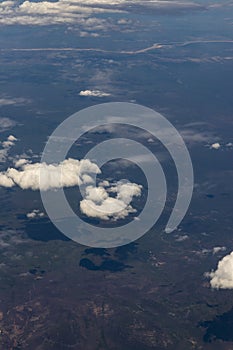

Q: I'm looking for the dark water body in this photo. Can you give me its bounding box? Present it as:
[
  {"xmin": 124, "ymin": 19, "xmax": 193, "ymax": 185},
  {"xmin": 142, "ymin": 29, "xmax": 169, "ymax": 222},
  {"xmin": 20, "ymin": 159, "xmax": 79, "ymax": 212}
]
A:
[
  {"xmin": 25, "ymin": 219, "xmax": 70, "ymax": 242},
  {"xmin": 200, "ymin": 307, "xmax": 233, "ymax": 342},
  {"xmin": 205, "ymin": 194, "xmax": 215, "ymax": 198}
]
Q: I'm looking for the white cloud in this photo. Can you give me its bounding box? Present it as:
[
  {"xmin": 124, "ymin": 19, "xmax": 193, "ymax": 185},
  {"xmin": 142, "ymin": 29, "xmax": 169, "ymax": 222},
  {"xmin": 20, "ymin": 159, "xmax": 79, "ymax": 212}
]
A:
[
  {"xmin": 212, "ymin": 246, "xmax": 226, "ymax": 255},
  {"xmin": 210, "ymin": 142, "xmax": 221, "ymax": 149},
  {"xmin": 79, "ymin": 89, "xmax": 111, "ymax": 97},
  {"xmin": 0, "ymin": 173, "xmax": 15, "ymax": 187},
  {"xmin": 26, "ymin": 209, "xmax": 45, "ymax": 219},
  {"xmin": 14, "ymin": 158, "xmax": 29, "ymax": 168},
  {"xmin": 80, "ymin": 181, "xmax": 142, "ymax": 220},
  {"xmin": 206, "ymin": 251, "xmax": 233, "ymax": 289},
  {"xmin": 0, "ymin": 149, "xmax": 143, "ymax": 221},
  {"xmin": 7, "ymin": 135, "xmax": 17, "ymax": 142},
  {"xmin": 0, "ymin": 158, "xmax": 100, "ymax": 190},
  {"xmin": 0, "ymin": 134, "xmax": 17, "ymax": 162}
]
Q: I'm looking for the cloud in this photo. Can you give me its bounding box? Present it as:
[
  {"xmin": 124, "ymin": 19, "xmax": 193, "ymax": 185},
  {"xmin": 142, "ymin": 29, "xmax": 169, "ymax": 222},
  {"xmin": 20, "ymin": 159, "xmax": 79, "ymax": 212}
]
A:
[
  {"xmin": 26, "ymin": 209, "xmax": 45, "ymax": 219},
  {"xmin": 175, "ymin": 234, "xmax": 189, "ymax": 242},
  {"xmin": 0, "ymin": 147, "xmax": 143, "ymax": 221},
  {"xmin": 79, "ymin": 89, "xmax": 111, "ymax": 97},
  {"xmin": 210, "ymin": 142, "xmax": 221, "ymax": 150},
  {"xmin": 0, "ymin": 0, "xmax": 121, "ymax": 26},
  {"xmin": 0, "ymin": 0, "xmax": 205, "ymax": 26},
  {"xmin": 180, "ymin": 129, "xmax": 217, "ymax": 144},
  {"xmin": 0, "ymin": 134, "xmax": 18, "ymax": 163},
  {"xmin": 14, "ymin": 158, "xmax": 29, "ymax": 168},
  {"xmin": 0, "ymin": 117, "xmax": 17, "ymax": 132},
  {"xmin": 7, "ymin": 135, "xmax": 17, "ymax": 142},
  {"xmin": 212, "ymin": 246, "xmax": 226, "ymax": 255},
  {"xmin": 206, "ymin": 251, "xmax": 233, "ymax": 289},
  {"xmin": 0, "ymin": 158, "xmax": 100, "ymax": 190},
  {"xmin": 0, "ymin": 96, "xmax": 30, "ymax": 106},
  {"xmin": 80, "ymin": 180, "xmax": 142, "ymax": 220}
]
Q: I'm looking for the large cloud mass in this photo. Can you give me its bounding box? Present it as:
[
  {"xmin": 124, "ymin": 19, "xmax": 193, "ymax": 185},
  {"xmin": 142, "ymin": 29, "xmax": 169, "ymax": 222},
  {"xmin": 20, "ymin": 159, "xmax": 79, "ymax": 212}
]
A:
[
  {"xmin": 0, "ymin": 158, "xmax": 100, "ymax": 190},
  {"xmin": 207, "ymin": 251, "xmax": 233, "ymax": 289},
  {"xmin": 0, "ymin": 156, "xmax": 142, "ymax": 220}
]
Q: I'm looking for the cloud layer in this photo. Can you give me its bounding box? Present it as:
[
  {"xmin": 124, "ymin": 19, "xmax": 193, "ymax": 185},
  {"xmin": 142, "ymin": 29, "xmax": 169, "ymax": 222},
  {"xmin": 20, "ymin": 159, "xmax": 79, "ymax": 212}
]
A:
[{"xmin": 0, "ymin": 0, "xmax": 205, "ymax": 26}]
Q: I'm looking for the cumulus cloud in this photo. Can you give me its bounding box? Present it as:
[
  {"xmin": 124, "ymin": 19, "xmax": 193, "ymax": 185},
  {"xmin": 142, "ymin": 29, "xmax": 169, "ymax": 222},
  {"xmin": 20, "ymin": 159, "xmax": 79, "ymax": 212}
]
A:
[
  {"xmin": 0, "ymin": 158, "xmax": 100, "ymax": 190},
  {"xmin": 0, "ymin": 148, "xmax": 143, "ymax": 221},
  {"xmin": 26, "ymin": 209, "xmax": 45, "ymax": 219},
  {"xmin": 206, "ymin": 251, "xmax": 233, "ymax": 289},
  {"xmin": 80, "ymin": 180, "xmax": 142, "ymax": 220},
  {"xmin": 210, "ymin": 142, "xmax": 221, "ymax": 150},
  {"xmin": 14, "ymin": 158, "xmax": 29, "ymax": 168},
  {"xmin": 79, "ymin": 89, "xmax": 111, "ymax": 97},
  {"xmin": 0, "ymin": 134, "xmax": 17, "ymax": 163}
]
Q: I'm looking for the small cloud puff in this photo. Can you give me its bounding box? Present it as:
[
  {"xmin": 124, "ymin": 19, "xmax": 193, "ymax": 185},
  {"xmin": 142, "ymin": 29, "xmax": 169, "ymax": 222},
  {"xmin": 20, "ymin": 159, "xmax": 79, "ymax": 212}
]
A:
[
  {"xmin": 0, "ymin": 134, "xmax": 17, "ymax": 162},
  {"xmin": 212, "ymin": 246, "xmax": 226, "ymax": 255},
  {"xmin": 210, "ymin": 142, "xmax": 221, "ymax": 149},
  {"xmin": 175, "ymin": 234, "xmax": 189, "ymax": 242},
  {"xmin": 8, "ymin": 135, "xmax": 17, "ymax": 142},
  {"xmin": 26, "ymin": 209, "xmax": 45, "ymax": 219},
  {"xmin": 206, "ymin": 251, "xmax": 233, "ymax": 289},
  {"xmin": 79, "ymin": 90, "xmax": 111, "ymax": 97},
  {"xmin": 80, "ymin": 181, "xmax": 142, "ymax": 220}
]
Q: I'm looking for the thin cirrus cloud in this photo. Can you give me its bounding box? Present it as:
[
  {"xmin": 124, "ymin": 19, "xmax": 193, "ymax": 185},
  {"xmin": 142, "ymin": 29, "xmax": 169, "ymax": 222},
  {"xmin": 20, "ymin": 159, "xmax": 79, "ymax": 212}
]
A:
[
  {"xmin": 0, "ymin": 96, "xmax": 31, "ymax": 106},
  {"xmin": 206, "ymin": 251, "xmax": 233, "ymax": 289},
  {"xmin": 0, "ymin": 118, "xmax": 17, "ymax": 132}
]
